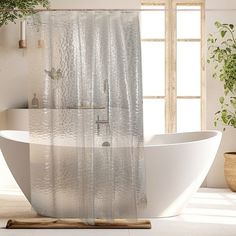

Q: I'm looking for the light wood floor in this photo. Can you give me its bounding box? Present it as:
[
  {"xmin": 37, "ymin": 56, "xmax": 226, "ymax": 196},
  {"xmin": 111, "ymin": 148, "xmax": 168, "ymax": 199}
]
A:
[{"xmin": 0, "ymin": 188, "xmax": 236, "ymax": 235}]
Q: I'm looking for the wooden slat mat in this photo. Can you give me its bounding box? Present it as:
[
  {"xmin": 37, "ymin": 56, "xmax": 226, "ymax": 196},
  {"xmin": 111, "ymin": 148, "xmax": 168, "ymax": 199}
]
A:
[{"xmin": 6, "ymin": 218, "xmax": 151, "ymax": 229}]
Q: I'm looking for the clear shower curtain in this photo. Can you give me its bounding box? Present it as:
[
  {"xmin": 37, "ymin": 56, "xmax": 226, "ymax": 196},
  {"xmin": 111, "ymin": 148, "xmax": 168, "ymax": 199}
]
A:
[{"xmin": 27, "ymin": 11, "xmax": 146, "ymax": 222}]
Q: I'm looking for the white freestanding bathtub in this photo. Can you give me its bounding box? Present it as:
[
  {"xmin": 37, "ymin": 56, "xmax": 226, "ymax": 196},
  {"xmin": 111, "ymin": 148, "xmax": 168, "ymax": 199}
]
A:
[{"xmin": 0, "ymin": 130, "xmax": 221, "ymax": 218}]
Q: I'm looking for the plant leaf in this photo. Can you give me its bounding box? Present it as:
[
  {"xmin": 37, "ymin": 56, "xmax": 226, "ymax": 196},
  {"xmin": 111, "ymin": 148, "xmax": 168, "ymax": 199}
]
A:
[
  {"xmin": 221, "ymin": 30, "xmax": 227, "ymax": 38},
  {"xmin": 215, "ymin": 21, "xmax": 222, "ymax": 28},
  {"xmin": 219, "ymin": 97, "xmax": 225, "ymax": 104}
]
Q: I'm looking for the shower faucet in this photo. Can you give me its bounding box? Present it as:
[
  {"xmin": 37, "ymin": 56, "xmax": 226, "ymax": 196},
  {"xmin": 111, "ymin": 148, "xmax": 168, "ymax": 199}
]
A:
[
  {"xmin": 96, "ymin": 115, "xmax": 109, "ymax": 135},
  {"xmin": 96, "ymin": 79, "xmax": 110, "ymax": 135}
]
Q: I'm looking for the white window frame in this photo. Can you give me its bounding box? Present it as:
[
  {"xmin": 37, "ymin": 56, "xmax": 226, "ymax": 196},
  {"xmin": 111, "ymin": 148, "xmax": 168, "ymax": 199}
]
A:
[{"xmin": 141, "ymin": 0, "xmax": 206, "ymax": 133}]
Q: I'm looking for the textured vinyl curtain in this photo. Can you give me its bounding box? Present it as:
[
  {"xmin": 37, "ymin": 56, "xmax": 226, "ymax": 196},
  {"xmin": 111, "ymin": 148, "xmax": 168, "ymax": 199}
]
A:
[{"xmin": 27, "ymin": 11, "xmax": 146, "ymax": 222}]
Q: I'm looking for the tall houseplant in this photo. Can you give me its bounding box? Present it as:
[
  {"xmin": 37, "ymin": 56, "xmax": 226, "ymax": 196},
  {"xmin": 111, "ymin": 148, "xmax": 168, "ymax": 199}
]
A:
[
  {"xmin": 0, "ymin": 0, "xmax": 49, "ymax": 27},
  {"xmin": 208, "ymin": 21, "xmax": 236, "ymax": 191}
]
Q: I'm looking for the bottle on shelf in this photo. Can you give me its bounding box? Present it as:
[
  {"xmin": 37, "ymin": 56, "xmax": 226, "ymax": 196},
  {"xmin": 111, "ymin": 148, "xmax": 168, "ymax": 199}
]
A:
[{"xmin": 31, "ymin": 93, "xmax": 39, "ymax": 108}]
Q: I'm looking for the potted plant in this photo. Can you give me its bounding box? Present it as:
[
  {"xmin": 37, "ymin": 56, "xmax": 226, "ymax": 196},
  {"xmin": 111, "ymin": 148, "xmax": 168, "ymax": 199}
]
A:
[
  {"xmin": 208, "ymin": 21, "xmax": 236, "ymax": 191},
  {"xmin": 0, "ymin": 0, "xmax": 49, "ymax": 27}
]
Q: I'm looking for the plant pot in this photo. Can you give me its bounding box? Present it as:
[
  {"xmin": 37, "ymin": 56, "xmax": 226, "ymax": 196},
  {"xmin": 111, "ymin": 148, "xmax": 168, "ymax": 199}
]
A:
[{"xmin": 224, "ymin": 152, "xmax": 236, "ymax": 192}]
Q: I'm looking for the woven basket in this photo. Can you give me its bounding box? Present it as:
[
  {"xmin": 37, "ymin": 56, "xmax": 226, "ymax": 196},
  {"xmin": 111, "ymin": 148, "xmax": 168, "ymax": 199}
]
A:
[{"xmin": 224, "ymin": 152, "xmax": 236, "ymax": 192}]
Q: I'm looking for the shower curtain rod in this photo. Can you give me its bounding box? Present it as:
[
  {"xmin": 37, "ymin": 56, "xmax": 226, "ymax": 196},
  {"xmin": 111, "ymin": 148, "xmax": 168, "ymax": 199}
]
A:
[{"xmin": 1, "ymin": 8, "xmax": 236, "ymax": 12}]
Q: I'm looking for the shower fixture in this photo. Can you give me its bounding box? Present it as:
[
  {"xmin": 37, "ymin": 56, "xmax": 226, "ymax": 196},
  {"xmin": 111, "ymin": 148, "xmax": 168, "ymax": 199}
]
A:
[
  {"xmin": 96, "ymin": 115, "xmax": 109, "ymax": 136},
  {"xmin": 96, "ymin": 79, "xmax": 110, "ymax": 135}
]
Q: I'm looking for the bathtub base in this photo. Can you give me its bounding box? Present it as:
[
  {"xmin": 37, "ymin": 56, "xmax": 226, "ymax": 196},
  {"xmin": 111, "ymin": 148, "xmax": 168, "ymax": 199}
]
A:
[{"xmin": 6, "ymin": 218, "xmax": 151, "ymax": 229}]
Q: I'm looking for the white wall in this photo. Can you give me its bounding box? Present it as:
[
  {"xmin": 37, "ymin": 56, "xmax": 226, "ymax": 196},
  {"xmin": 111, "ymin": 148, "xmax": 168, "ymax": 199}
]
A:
[
  {"xmin": 50, "ymin": 0, "xmax": 140, "ymax": 9},
  {"xmin": 205, "ymin": 0, "xmax": 236, "ymax": 187},
  {"xmin": 0, "ymin": 0, "xmax": 140, "ymax": 190}
]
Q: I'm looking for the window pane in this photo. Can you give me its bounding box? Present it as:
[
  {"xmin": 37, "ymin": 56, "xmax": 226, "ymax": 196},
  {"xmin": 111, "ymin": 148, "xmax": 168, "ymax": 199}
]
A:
[
  {"xmin": 177, "ymin": 42, "xmax": 201, "ymax": 96},
  {"xmin": 143, "ymin": 99, "xmax": 165, "ymax": 136},
  {"xmin": 177, "ymin": 99, "xmax": 201, "ymax": 132},
  {"xmin": 141, "ymin": 5, "xmax": 165, "ymax": 39},
  {"xmin": 177, "ymin": 6, "xmax": 201, "ymax": 39},
  {"xmin": 142, "ymin": 42, "xmax": 165, "ymax": 96}
]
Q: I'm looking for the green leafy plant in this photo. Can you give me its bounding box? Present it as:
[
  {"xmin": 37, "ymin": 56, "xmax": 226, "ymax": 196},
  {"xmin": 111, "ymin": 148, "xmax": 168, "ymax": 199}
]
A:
[
  {"xmin": 208, "ymin": 21, "xmax": 236, "ymax": 129},
  {"xmin": 0, "ymin": 0, "xmax": 49, "ymax": 27}
]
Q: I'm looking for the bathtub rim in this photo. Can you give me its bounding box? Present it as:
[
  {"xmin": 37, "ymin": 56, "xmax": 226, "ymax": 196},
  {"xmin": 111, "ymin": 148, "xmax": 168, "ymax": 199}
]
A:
[
  {"xmin": 0, "ymin": 130, "xmax": 222, "ymax": 147},
  {"xmin": 144, "ymin": 130, "xmax": 222, "ymax": 147},
  {"xmin": 0, "ymin": 130, "xmax": 29, "ymax": 144}
]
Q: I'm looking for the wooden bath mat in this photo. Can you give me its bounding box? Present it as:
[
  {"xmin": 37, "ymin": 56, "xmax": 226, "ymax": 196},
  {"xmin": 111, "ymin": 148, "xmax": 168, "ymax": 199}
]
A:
[{"xmin": 6, "ymin": 218, "xmax": 151, "ymax": 229}]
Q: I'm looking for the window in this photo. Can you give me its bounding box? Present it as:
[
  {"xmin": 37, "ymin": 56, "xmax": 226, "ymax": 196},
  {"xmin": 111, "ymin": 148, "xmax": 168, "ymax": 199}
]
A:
[{"xmin": 141, "ymin": 0, "xmax": 205, "ymax": 136}]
